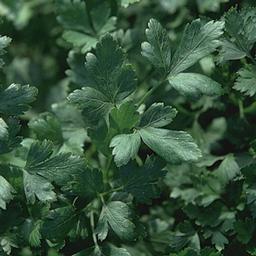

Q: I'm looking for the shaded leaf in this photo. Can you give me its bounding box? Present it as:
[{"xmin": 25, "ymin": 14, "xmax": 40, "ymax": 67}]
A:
[
  {"xmin": 120, "ymin": 156, "xmax": 166, "ymax": 203},
  {"xmin": 0, "ymin": 84, "xmax": 37, "ymax": 116},
  {"xmin": 0, "ymin": 118, "xmax": 21, "ymax": 155},
  {"xmin": 42, "ymin": 206, "xmax": 78, "ymax": 240},
  {"xmin": 67, "ymin": 167, "xmax": 104, "ymax": 198},
  {"xmin": 234, "ymin": 219, "xmax": 255, "ymax": 244},
  {"xmin": 57, "ymin": 0, "xmax": 116, "ymax": 53},
  {"xmin": 211, "ymin": 231, "xmax": 228, "ymax": 251}
]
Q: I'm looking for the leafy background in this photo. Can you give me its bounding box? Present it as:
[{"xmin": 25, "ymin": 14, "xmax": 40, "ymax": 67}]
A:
[{"xmin": 1, "ymin": 0, "xmax": 256, "ymax": 255}]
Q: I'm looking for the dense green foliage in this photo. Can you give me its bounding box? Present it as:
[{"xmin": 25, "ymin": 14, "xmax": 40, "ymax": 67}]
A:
[{"xmin": 0, "ymin": 0, "xmax": 256, "ymax": 255}]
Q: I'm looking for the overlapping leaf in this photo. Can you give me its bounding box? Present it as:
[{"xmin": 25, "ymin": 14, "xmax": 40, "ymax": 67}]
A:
[
  {"xmin": 110, "ymin": 103, "xmax": 201, "ymax": 166},
  {"xmin": 0, "ymin": 84, "xmax": 37, "ymax": 116},
  {"xmin": 21, "ymin": 140, "xmax": 83, "ymax": 204},
  {"xmin": 214, "ymin": 155, "xmax": 241, "ymax": 185},
  {"xmin": 96, "ymin": 201, "xmax": 136, "ymax": 241},
  {"xmin": 120, "ymin": 156, "xmax": 166, "ymax": 203},
  {"xmin": 66, "ymin": 167, "xmax": 104, "ymax": 198},
  {"xmin": 170, "ymin": 19, "xmax": 224, "ymax": 75},
  {"xmin": 233, "ymin": 65, "xmax": 256, "ymax": 97},
  {"xmin": 0, "ymin": 35, "xmax": 11, "ymax": 68},
  {"xmin": 24, "ymin": 140, "xmax": 83, "ymax": 186},
  {"xmin": 142, "ymin": 19, "xmax": 224, "ymax": 98},
  {"xmin": 23, "ymin": 170, "xmax": 56, "ymax": 204},
  {"xmin": 0, "ymin": 175, "xmax": 15, "ymax": 210},
  {"xmin": 139, "ymin": 127, "xmax": 202, "ymax": 163},
  {"xmin": 110, "ymin": 133, "xmax": 141, "ymax": 167},
  {"xmin": 168, "ymin": 73, "xmax": 223, "ymax": 98},
  {"xmin": 139, "ymin": 103, "xmax": 177, "ymax": 128},
  {"xmin": 68, "ymin": 35, "xmax": 137, "ymax": 126},
  {"xmin": 220, "ymin": 7, "xmax": 256, "ymax": 61},
  {"xmin": 0, "ymin": 118, "xmax": 21, "ymax": 154},
  {"xmin": 75, "ymin": 244, "xmax": 131, "ymax": 256},
  {"xmin": 29, "ymin": 113, "xmax": 63, "ymax": 145},
  {"xmin": 57, "ymin": 0, "xmax": 116, "ymax": 53},
  {"xmin": 121, "ymin": 0, "xmax": 140, "ymax": 8},
  {"xmin": 41, "ymin": 206, "xmax": 78, "ymax": 240},
  {"xmin": 141, "ymin": 19, "xmax": 172, "ymax": 75}
]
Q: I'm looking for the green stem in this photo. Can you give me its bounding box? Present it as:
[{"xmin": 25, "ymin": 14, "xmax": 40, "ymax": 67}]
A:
[
  {"xmin": 103, "ymin": 156, "xmax": 113, "ymax": 184},
  {"xmin": 85, "ymin": 1, "xmax": 97, "ymax": 36},
  {"xmin": 100, "ymin": 186, "xmax": 124, "ymax": 197},
  {"xmin": 244, "ymin": 101, "xmax": 256, "ymax": 114},
  {"xmin": 173, "ymin": 104, "xmax": 193, "ymax": 116},
  {"xmin": 99, "ymin": 194, "xmax": 106, "ymax": 205},
  {"xmin": 0, "ymin": 155, "xmax": 26, "ymax": 168},
  {"xmin": 135, "ymin": 154, "xmax": 143, "ymax": 166},
  {"xmin": 90, "ymin": 211, "xmax": 99, "ymax": 248},
  {"xmin": 248, "ymin": 54, "xmax": 256, "ymax": 66},
  {"xmin": 137, "ymin": 80, "xmax": 165, "ymax": 106},
  {"xmin": 238, "ymin": 99, "xmax": 245, "ymax": 119}
]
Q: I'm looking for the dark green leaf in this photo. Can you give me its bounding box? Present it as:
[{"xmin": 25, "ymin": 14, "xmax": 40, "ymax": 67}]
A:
[
  {"xmin": 74, "ymin": 244, "xmax": 131, "ymax": 256},
  {"xmin": 57, "ymin": 0, "xmax": 116, "ymax": 53},
  {"xmin": 141, "ymin": 19, "xmax": 172, "ymax": 74},
  {"xmin": 223, "ymin": 7, "xmax": 256, "ymax": 58},
  {"xmin": 29, "ymin": 221, "xmax": 42, "ymax": 247},
  {"xmin": 219, "ymin": 39, "xmax": 246, "ymax": 62},
  {"xmin": 68, "ymin": 87, "xmax": 113, "ymax": 126},
  {"xmin": 234, "ymin": 219, "xmax": 255, "ymax": 244},
  {"xmin": 42, "ymin": 206, "xmax": 78, "ymax": 240},
  {"xmin": 211, "ymin": 231, "xmax": 228, "ymax": 251},
  {"xmin": 52, "ymin": 102, "xmax": 87, "ymax": 154},
  {"xmin": 24, "ymin": 140, "xmax": 83, "ymax": 186},
  {"xmin": 68, "ymin": 35, "xmax": 136, "ymax": 124},
  {"xmin": 120, "ymin": 156, "xmax": 166, "ymax": 203},
  {"xmin": 0, "ymin": 118, "xmax": 21, "ymax": 154},
  {"xmin": 110, "ymin": 103, "xmax": 139, "ymax": 132},
  {"xmin": 67, "ymin": 167, "xmax": 104, "ymax": 198},
  {"xmin": 0, "ymin": 84, "xmax": 37, "ymax": 115}
]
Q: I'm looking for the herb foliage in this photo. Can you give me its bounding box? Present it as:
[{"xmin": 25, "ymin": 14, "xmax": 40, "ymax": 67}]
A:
[{"xmin": 0, "ymin": 1, "xmax": 256, "ymax": 255}]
